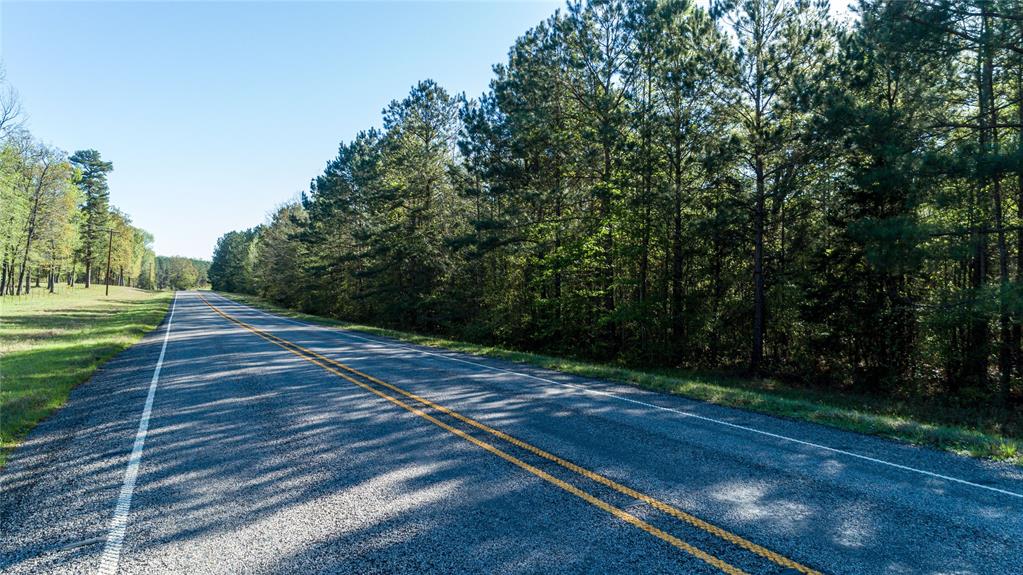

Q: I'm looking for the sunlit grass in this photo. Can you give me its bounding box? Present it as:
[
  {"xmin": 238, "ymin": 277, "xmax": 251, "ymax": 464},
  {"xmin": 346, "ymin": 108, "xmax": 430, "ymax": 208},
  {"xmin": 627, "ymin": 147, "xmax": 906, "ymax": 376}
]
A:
[
  {"xmin": 0, "ymin": 286, "xmax": 172, "ymax": 467},
  {"xmin": 219, "ymin": 291, "xmax": 1022, "ymax": 467}
]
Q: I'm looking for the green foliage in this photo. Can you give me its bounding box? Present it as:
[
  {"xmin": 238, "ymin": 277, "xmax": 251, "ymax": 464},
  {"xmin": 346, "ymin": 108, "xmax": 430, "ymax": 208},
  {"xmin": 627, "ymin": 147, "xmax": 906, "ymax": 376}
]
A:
[
  {"xmin": 252, "ymin": 203, "xmax": 307, "ymax": 305},
  {"xmin": 0, "ymin": 72, "xmax": 159, "ymax": 295},
  {"xmin": 69, "ymin": 149, "xmax": 113, "ymax": 283},
  {"xmin": 155, "ymin": 255, "xmax": 208, "ymax": 290},
  {"xmin": 211, "ymin": 0, "xmax": 1023, "ymax": 420},
  {"xmin": 209, "ymin": 229, "xmax": 259, "ymax": 293}
]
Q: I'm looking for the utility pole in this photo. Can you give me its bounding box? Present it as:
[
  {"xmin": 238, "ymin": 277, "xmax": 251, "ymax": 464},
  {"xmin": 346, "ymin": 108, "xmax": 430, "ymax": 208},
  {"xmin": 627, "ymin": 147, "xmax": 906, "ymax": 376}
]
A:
[{"xmin": 105, "ymin": 228, "xmax": 114, "ymax": 296}]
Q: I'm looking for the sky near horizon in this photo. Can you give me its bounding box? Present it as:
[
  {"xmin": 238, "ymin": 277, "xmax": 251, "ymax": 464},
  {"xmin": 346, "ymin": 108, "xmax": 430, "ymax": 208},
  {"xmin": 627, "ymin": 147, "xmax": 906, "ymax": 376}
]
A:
[{"xmin": 1, "ymin": 1, "xmax": 561, "ymax": 260}]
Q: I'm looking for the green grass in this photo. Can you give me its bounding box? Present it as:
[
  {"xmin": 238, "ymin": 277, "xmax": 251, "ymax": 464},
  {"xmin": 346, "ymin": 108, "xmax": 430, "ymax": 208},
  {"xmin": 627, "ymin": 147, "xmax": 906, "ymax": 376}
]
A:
[
  {"xmin": 0, "ymin": 286, "xmax": 172, "ymax": 467},
  {"xmin": 218, "ymin": 291, "xmax": 1023, "ymax": 467}
]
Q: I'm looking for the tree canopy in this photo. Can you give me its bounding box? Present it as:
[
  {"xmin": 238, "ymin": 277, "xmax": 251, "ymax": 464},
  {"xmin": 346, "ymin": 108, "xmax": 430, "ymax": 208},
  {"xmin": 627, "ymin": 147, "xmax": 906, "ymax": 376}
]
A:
[{"xmin": 211, "ymin": 0, "xmax": 1023, "ymax": 409}]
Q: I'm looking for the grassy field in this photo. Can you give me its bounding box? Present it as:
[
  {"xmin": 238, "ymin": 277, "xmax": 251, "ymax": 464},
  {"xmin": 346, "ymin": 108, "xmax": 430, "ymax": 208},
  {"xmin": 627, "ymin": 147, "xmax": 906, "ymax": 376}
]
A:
[
  {"xmin": 218, "ymin": 291, "xmax": 1022, "ymax": 467},
  {"xmin": 0, "ymin": 286, "xmax": 172, "ymax": 467}
]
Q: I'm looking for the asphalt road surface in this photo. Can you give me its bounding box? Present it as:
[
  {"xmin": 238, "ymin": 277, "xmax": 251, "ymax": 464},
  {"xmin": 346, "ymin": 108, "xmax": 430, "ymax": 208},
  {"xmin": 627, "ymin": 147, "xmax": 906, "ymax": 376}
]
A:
[{"xmin": 2, "ymin": 291, "xmax": 1022, "ymax": 574}]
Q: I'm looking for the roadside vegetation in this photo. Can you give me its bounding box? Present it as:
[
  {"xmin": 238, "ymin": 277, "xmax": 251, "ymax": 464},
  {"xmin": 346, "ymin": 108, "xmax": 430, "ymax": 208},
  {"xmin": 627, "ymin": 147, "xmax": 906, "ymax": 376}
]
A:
[
  {"xmin": 0, "ymin": 69, "xmax": 209, "ymax": 466},
  {"xmin": 0, "ymin": 286, "xmax": 172, "ymax": 467},
  {"xmin": 209, "ymin": 0, "xmax": 1022, "ymax": 464},
  {"xmin": 219, "ymin": 291, "xmax": 1022, "ymax": 466}
]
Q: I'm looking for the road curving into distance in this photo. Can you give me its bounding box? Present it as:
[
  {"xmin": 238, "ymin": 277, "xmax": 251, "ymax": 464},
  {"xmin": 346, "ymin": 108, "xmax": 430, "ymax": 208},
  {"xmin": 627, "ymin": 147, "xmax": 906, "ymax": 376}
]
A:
[{"xmin": 1, "ymin": 291, "xmax": 1021, "ymax": 574}]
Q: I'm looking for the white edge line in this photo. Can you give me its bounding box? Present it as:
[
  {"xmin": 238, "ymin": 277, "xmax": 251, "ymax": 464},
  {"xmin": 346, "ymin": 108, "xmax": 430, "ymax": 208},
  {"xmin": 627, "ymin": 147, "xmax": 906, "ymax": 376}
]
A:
[
  {"xmin": 96, "ymin": 291, "xmax": 178, "ymax": 575},
  {"xmin": 207, "ymin": 292, "xmax": 1023, "ymax": 500}
]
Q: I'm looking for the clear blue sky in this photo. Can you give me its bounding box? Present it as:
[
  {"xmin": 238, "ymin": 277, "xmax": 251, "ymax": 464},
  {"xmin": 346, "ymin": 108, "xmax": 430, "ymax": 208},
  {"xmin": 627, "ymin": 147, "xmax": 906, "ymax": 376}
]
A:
[{"xmin": 1, "ymin": 1, "xmax": 560, "ymax": 259}]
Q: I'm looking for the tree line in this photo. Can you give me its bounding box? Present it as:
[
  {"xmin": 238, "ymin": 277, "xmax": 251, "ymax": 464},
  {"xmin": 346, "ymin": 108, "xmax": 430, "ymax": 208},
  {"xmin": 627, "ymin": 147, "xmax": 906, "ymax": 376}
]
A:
[
  {"xmin": 0, "ymin": 72, "xmax": 209, "ymax": 294},
  {"xmin": 211, "ymin": 0, "xmax": 1023, "ymax": 408},
  {"xmin": 155, "ymin": 256, "xmax": 211, "ymax": 291}
]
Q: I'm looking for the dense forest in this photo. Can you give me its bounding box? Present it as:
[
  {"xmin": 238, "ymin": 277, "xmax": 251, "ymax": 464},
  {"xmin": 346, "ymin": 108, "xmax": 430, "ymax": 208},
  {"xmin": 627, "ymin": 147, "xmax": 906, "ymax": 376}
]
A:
[
  {"xmin": 211, "ymin": 0, "xmax": 1023, "ymax": 409},
  {"xmin": 0, "ymin": 72, "xmax": 209, "ymax": 294}
]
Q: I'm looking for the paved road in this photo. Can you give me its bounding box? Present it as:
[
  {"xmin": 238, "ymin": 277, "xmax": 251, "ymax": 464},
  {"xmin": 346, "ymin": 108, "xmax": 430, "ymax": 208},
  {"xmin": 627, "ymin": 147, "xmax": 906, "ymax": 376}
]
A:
[{"xmin": 2, "ymin": 291, "xmax": 1022, "ymax": 574}]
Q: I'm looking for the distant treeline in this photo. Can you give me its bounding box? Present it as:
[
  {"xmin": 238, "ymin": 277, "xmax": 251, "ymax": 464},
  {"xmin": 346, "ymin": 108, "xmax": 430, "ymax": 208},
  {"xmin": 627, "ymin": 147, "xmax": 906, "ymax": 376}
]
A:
[
  {"xmin": 0, "ymin": 72, "xmax": 208, "ymax": 294},
  {"xmin": 155, "ymin": 256, "xmax": 210, "ymax": 291},
  {"xmin": 211, "ymin": 0, "xmax": 1023, "ymax": 407}
]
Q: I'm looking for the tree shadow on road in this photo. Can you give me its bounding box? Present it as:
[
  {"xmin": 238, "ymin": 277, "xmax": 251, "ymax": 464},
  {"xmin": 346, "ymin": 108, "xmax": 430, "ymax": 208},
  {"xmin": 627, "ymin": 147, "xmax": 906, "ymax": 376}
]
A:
[{"xmin": 2, "ymin": 294, "xmax": 1021, "ymax": 574}]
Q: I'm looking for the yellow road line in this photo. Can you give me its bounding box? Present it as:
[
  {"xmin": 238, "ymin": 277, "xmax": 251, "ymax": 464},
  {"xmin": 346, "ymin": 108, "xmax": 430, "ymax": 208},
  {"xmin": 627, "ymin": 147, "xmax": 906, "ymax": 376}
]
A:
[
  {"xmin": 198, "ymin": 294, "xmax": 821, "ymax": 575},
  {"xmin": 272, "ymin": 329, "xmax": 818, "ymax": 574}
]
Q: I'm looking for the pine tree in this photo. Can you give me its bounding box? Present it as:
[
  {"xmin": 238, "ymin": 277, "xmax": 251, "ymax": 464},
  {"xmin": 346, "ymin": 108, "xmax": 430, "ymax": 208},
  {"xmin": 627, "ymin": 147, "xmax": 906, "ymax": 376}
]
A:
[
  {"xmin": 69, "ymin": 149, "xmax": 113, "ymax": 288},
  {"xmin": 712, "ymin": 0, "xmax": 832, "ymax": 373}
]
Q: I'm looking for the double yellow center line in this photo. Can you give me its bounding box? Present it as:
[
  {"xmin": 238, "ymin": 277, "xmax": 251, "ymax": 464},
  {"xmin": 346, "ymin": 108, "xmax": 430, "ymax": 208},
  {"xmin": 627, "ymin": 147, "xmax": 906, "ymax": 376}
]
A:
[{"xmin": 197, "ymin": 294, "xmax": 822, "ymax": 575}]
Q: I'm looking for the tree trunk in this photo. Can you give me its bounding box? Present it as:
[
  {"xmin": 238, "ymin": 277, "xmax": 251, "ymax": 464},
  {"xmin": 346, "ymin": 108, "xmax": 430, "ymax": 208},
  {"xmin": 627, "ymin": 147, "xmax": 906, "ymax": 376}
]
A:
[
  {"xmin": 751, "ymin": 21, "xmax": 768, "ymax": 375},
  {"xmin": 752, "ymin": 155, "xmax": 767, "ymax": 374},
  {"xmin": 603, "ymin": 151, "xmax": 614, "ymax": 313},
  {"xmin": 639, "ymin": 199, "xmax": 650, "ymax": 304},
  {"xmin": 554, "ymin": 175, "xmax": 562, "ymax": 303},
  {"xmin": 637, "ymin": 68, "xmax": 653, "ymax": 316},
  {"xmin": 992, "ymin": 134, "xmax": 1010, "ymax": 395},
  {"xmin": 965, "ymin": 49, "xmax": 991, "ymax": 389},
  {"xmin": 711, "ymin": 221, "xmax": 723, "ymax": 365},
  {"xmin": 671, "ymin": 171, "xmax": 684, "ymax": 346},
  {"xmin": 978, "ymin": 2, "xmax": 1012, "ymax": 398},
  {"xmin": 16, "ymin": 182, "xmax": 46, "ymax": 296},
  {"xmin": 1016, "ymin": 49, "xmax": 1023, "ymax": 377}
]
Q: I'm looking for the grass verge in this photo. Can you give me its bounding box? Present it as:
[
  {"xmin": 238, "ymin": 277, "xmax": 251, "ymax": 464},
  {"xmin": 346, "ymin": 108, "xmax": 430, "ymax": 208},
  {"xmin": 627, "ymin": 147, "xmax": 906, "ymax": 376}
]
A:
[
  {"xmin": 0, "ymin": 286, "xmax": 172, "ymax": 468},
  {"xmin": 217, "ymin": 291, "xmax": 1022, "ymax": 467}
]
